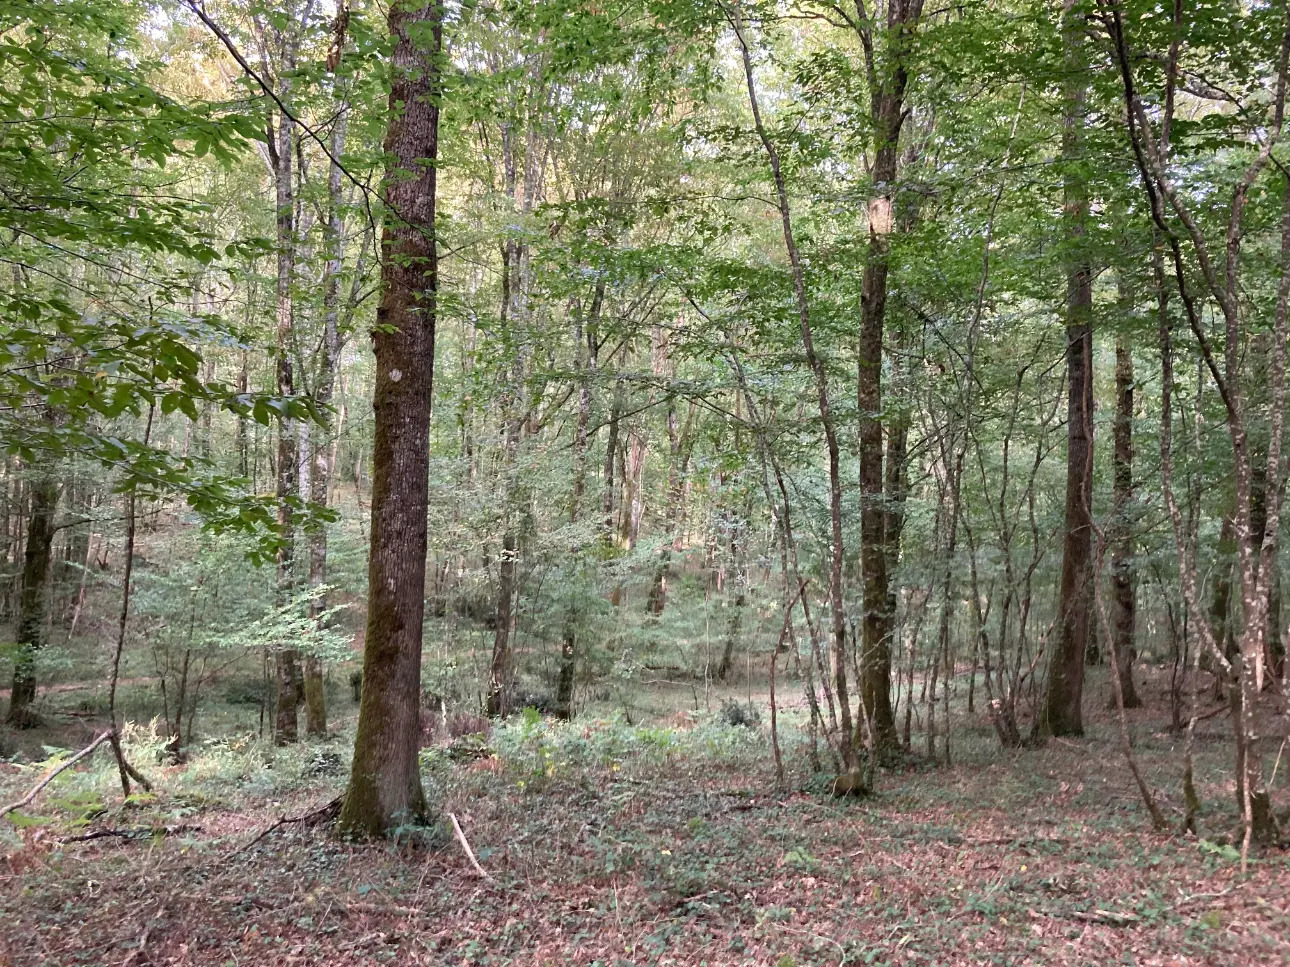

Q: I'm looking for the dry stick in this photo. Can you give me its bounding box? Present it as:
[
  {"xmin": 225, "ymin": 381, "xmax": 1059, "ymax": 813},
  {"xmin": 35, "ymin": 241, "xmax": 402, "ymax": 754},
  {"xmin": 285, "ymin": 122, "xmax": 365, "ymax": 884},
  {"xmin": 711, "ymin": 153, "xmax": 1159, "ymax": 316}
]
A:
[
  {"xmin": 233, "ymin": 794, "xmax": 343, "ymax": 854},
  {"xmin": 0, "ymin": 730, "xmax": 112, "ymax": 820},
  {"xmin": 448, "ymin": 812, "xmax": 493, "ymax": 881}
]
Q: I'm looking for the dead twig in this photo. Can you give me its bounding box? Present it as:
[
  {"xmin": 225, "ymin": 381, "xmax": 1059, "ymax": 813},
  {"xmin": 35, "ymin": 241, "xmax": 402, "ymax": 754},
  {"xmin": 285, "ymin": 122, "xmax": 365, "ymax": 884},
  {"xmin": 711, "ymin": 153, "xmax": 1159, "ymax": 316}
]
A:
[
  {"xmin": 0, "ymin": 730, "xmax": 112, "ymax": 821},
  {"xmin": 60, "ymin": 824, "xmax": 202, "ymax": 844},
  {"xmin": 448, "ymin": 812, "xmax": 493, "ymax": 881},
  {"xmin": 1069, "ymin": 908, "xmax": 1140, "ymax": 927},
  {"xmin": 232, "ymin": 794, "xmax": 343, "ymax": 855}
]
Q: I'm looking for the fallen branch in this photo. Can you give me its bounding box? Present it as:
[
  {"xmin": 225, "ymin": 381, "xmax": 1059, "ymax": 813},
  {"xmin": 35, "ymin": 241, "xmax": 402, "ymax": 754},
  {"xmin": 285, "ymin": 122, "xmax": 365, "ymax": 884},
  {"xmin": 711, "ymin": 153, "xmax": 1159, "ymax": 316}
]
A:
[
  {"xmin": 233, "ymin": 794, "xmax": 343, "ymax": 854},
  {"xmin": 448, "ymin": 812, "xmax": 493, "ymax": 881},
  {"xmin": 60, "ymin": 823, "xmax": 202, "ymax": 844},
  {"xmin": 341, "ymin": 900, "xmax": 423, "ymax": 917},
  {"xmin": 0, "ymin": 730, "xmax": 112, "ymax": 821},
  {"xmin": 1069, "ymin": 909, "xmax": 1140, "ymax": 927}
]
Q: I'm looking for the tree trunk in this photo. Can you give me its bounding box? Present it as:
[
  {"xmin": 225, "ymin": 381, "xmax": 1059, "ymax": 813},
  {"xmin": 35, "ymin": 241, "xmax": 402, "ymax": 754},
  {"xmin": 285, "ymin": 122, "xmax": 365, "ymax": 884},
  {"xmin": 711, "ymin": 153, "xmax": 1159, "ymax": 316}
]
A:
[
  {"xmin": 733, "ymin": 11, "xmax": 858, "ymax": 776},
  {"xmin": 487, "ymin": 524, "xmax": 518, "ymax": 717},
  {"xmin": 855, "ymin": 0, "xmax": 925, "ymax": 758},
  {"xmin": 5, "ymin": 474, "xmax": 58, "ymax": 728},
  {"xmin": 647, "ymin": 403, "xmax": 695, "ymax": 616},
  {"xmin": 236, "ymin": 350, "xmax": 250, "ymax": 477},
  {"xmin": 1039, "ymin": 0, "xmax": 1094, "ymax": 738},
  {"xmin": 270, "ymin": 54, "xmax": 300, "ymax": 746},
  {"xmin": 338, "ymin": 0, "xmax": 441, "ymax": 838},
  {"xmin": 556, "ymin": 285, "xmax": 602, "ymax": 720},
  {"xmin": 303, "ymin": 78, "xmax": 349, "ymax": 740},
  {"xmin": 717, "ymin": 521, "xmax": 747, "ymax": 682},
  {"xmin": 857, "ymin": 105, "xmax": 901, "ymax": 758},
  {"xmin": 603, "ymin": 376, "xmax": 623, "ymax": 544},
  {"xmin": 1110, "ymin": 335, "xmax": 1141, "ymax": 707}
]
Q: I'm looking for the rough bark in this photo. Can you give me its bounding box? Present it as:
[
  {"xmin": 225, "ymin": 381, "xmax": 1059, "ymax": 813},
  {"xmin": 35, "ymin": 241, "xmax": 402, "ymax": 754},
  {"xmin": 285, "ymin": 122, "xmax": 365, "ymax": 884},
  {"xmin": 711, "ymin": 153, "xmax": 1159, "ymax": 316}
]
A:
[
  {"xmin": 1038, "ymin": 0, "xmax": 1094, "ymax": 738},
  {"xmin": 338, "ymin": 0, "xmax": 440, "ymax": 838},
  {"xmin": 1110, "ymin": 335, "xmax": 1141, "ymax": 707},
  {"xmin": 5, "ymin": 474, "xmax": 58, "ymax": 728},
  {"xmin": 855, "ymin": 0, "xmax": 924, "ymax": 761}
]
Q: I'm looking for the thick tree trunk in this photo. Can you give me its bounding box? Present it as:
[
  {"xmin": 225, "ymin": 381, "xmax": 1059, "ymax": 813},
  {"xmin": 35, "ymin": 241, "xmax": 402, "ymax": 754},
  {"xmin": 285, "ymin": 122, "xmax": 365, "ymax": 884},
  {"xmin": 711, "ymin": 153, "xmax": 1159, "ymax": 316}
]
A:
[
  {"xmin": 1039, "ymin": 0, "xmax": 1094, "ymax": 738},
  {"xmin": 5, "ymin": 474, "xmax": 58, "ymax": 728},
  {"xmin": 338, "ymin": 0, "xmax": 440, "ymax": 838},
  {"xmin": 1111, "ymin": 336, "xmax": 1141, "ymax": 707},
  {"xmin": 857, "ymin": 95, "xmax": 903, "ymax": 757},
  {"xmin": 854, "ymin": 0, "xmax": 927, "ymax": 758}
]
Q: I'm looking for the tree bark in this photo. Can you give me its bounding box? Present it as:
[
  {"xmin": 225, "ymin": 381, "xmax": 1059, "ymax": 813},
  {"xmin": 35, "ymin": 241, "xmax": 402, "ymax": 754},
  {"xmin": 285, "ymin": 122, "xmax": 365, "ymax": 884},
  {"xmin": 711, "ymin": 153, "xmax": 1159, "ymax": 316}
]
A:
[
  {"xmin": 270, "ymin": 48, "xmax": 300, "ymax": 746},
  {"xmin": 1110, "ymin": 335, "xmax": 1141, "ymax": 707},
  {"xmin": 855, "ymin": 0, "xmax": 924, "ymax": 761},
  {"xmin": 716, "ymin": 518, "xmax": 747, "ymax": 682},
  {"xmin": 556, "ymin": 285, "xmax": 602, "ymax": 720},
  {"xmin": 338, "ymin": 0, "xmax": 441, "ymax": 838},
  {"xmin": 647, "ymin": 402, "xmax": 695, "ymax": 616},
  {"xmin": 303, "ymin": 80, "xmax": 348, "ymax": 739},
  {"xmin": 5, "ymin": 474, "xmax": 58, "ymax": 728},
  {"xmin": 1038, "ymin": 0, "xmax": 1094, "ymax": 737}
]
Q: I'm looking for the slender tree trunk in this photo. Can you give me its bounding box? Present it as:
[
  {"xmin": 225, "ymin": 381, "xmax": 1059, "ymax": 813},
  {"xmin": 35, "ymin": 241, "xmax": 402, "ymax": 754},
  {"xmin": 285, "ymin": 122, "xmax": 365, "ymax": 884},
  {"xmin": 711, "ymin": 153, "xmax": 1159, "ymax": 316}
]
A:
[
  {"xmin": 647, "ymin": 403, "xmax": 695, "ymax": 616},
  {"xmin": 237, "ymin": 350, "xmax": 250, "ymax": 477},
  {"xmin": 717, "ymin": 519, "xmax": 747, "ymax": 681},
  {"xmin": 733, "ymin": 10, "xmax": 858, "ymax": 776},
  {"xmin": 603, "ymin": 376, "xmax": 623, "ymax": 545},
  {"xmin": 108, "ymin": 405, "xmax": 154, "ymax": 795},
  {"xmin": 339, "ymin": 0, "xmax": 441, "ymax": 838},
  {"xmin": 5, "ymin": 474, "xmax": 57, "ymax": 728},
  {"xmin": 1267, "ymin": 567, "xmax": 1284, "ymax": 682},
  {"xmin": 487, "ymin": 523, "xmax": 518, "ymax": 716},
  {"xmin": 556, "ymin": 285, "xmax": 602, "ymax": 720},
  {"xmin": 1207, "ymin": 512, "xmax": 1237, "ymax": 691},
  {"xmin": 303, "ymin": 84, "xmax": 348, "ymax": 739},
  {"xmin": 1111, "ymin": 335, "xmax": 1141, "ymax": 707},
  {"xmin": 271, "ymin": 53, "xmax": 300, "ymax": 745},
  {"xmin": 1039, "ymin": 0, "xmax": 1094, "ymax": 737}
]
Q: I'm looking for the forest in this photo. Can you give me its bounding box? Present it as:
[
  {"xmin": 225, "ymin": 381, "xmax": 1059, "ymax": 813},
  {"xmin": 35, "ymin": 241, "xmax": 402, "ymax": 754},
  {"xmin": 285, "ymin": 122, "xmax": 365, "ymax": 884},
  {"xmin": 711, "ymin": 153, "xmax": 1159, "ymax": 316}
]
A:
[{"xmin": 0, "ymin": 0, "xmax": 1288, "ymax": 963}]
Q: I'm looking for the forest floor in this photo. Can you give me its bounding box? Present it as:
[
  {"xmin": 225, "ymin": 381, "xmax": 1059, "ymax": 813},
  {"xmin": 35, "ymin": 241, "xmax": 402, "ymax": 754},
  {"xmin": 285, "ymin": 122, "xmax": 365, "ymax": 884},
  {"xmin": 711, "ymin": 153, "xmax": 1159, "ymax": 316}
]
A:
[{"xmin": 0, "ymin": 667, "xmax": 1287, "ymax": 966}]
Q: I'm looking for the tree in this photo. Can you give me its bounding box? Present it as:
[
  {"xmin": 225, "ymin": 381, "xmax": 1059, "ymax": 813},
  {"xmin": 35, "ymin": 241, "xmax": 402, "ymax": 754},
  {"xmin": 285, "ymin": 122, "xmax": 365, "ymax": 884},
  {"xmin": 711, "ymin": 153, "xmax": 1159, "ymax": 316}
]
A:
[
  {"xmin": 5, "ymin": 472, "xmax": 58, "ymax": 727},
  {"xmin": 1038, "ymin": 0, "xmax": 1095, "ymax": 738},
  {"xmin": 339, "ymin": 0, "xmax": 443, "ymax": 838},
  {"xmin": 1110, "ymin": 328, "xmax": 1141, "ymax": 708}
]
